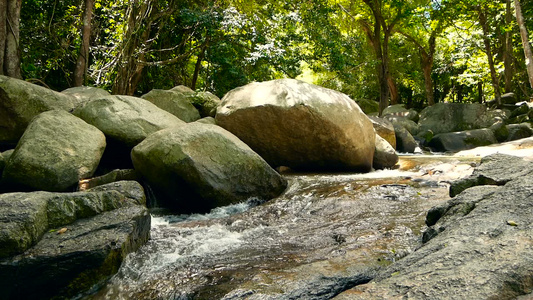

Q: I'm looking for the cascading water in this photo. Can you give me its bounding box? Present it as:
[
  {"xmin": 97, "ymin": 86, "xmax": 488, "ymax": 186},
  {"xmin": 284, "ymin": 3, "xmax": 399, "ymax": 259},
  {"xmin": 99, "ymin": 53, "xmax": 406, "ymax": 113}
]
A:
[{"xmin": 85, "ymin": 153, "xmax": 491, "ymax": 300}]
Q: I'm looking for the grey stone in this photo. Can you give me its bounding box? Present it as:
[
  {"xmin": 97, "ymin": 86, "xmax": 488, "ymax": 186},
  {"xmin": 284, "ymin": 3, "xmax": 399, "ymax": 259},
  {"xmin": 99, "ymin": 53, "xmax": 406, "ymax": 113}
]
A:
[
  {"xmin": 373, "ymin": 134, "xmax": 398, "ymax": 170},
  {"xmin": 132, "ymin": 123, "xmax": 287, "ymax": 213},
  {"xmin": 141, "ymin": 89, "xmax": 201, "ymax": 122},
  {"xmin": 427, "ymin": 128, "xmax": 497, "ymax": 153},
  {"xmin": 216, "ymin": 79, "xmax": 376, "ymax": 172},
  {"xmin": 0, "ymin": 75, "xmax": 77, "ymax": 144},
  {"xmin": 2, "ymin": 110, "xmax": 106, "ymax": 192},
  {"xmin": 385, "ymin": 115, "xmax": 420, "ymax": 136},
  {"xmin": 188, "ymin": 91, "xmax": 222, "ymax": 118},
  {"xmin": 393, "ymin": 124, "xmax": 417, "ymax": 153},
  {"xmin": 62, "ymin": 86, "xmax": 111, "ymax": 106},
  {"xmin": 506, "ymin": 123, "xmax": 533, "ymax": 142},
  {"xmin": 383, "ymin": 104, "xmax": 419, "ymax": 122},
  {"xmin": 73, "ymin": 95, "xmax": 185, "ymax": 147},
  {"xmin": 195, "ymin": 116, "xmax": 217, "ymax": 125},
  {"xmin": 369, "ymin": 116, "xmax": 396, "ymax": 149},
  {"xmin": 355, "ymin": 98, "xmax": 379, "ymax": 115}
]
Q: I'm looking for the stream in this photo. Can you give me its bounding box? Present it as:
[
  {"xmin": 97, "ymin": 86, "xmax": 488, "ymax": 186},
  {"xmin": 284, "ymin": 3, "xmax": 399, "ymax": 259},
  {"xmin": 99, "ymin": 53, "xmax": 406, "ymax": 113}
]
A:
[{"xmin": 85, "ymin": 138, "xmax": 533, "ymax": 299}]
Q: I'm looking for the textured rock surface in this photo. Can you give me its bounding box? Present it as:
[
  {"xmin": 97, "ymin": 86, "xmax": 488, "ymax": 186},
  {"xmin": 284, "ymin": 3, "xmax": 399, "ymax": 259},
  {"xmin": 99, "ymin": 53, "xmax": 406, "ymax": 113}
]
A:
[
  {"xmin": 216, "ymin": 79, "xmax": 375, "ymax": 172},
  {"xmin": 141, "ymin": 89, "xmax": 201, "ymax": 122},
  {"xmin": 450, "ymin": 153, "xmax": 533, "ymax": 197},
  {"xmin": 369, "ymin": 116, "xmax": 396, "ymax": 149},
  {"xmin": 0, "ymin": 205, "xmax": 150, "ymax": 300},
  {"xmin": 427, "ymin": 128, "xmax": 497, "ymax": 152},
  {"xmin": 73, "ymin": 95, "xmax": 185, "ymax": 147},
  {"xmin": 0, "ymin": 75, "xmax": 77, "ymax": 144},
  {"xmin": 2, "ymin": 110, "xmax": 106, "ymax": 192},
  {"xmin": 0, "ymin": 181, "xmax": 148, "ymax": 300},
  {"xmin": 335, "ymin": 155, "xmax": 533, "ymax": 300},
  {"xmin": 0, "ymin": 181, "xmax": 145, "ymax": 258},
  {"xmin": 506, "ymin": 123, "xmax": 533, "ymax": 142},
  {"xmin": 132, "ymin": 122, "xmax": 287, "ymax": 213},
  {"xmin": 418, "ymin": 103, "xmax": 506, "ymax": 135},
  {"xmin": 62, "ymin": 86, "xmax": 111, "ymax": 106},
  {"xmin": 383, "ymin": 104, "xmax": 419, "ymax": 122},
  {"xmin": 373, "ymin": 134, "xmax": 398, "ymax": 170},
  {"xmin": 187, "ymin": 91, "xmax": 222, "ymax": 118}
]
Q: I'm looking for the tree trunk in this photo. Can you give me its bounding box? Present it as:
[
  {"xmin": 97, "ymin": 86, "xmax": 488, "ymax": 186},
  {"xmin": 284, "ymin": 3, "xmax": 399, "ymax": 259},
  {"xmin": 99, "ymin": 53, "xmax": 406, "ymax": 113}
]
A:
[
  {"xmin": 0, "ymin": 0, "xmax": 7, "ymax": 75},
  {"xmin": 422, "ymin": 58, "xmax": 435, "ymax": 106},
  {"xmin": 514, "ymin": 0, "xmax": 533, "ymax": 90},
  {"xmin": 73, "ymin": 0, "xmax": 95, "ymax": 87},
  {"xmin": 477, "ymin": 81, "xmax": 483, "ymax": 103},
  {"xmin": 191, "ymin": 41, "xmax": 208, "ymax": 90},
  {"xmin": 387, "ymin": 74, "xmax": 399, "ymax": 105},
  {"xmin": 478, "ymin": 5, "xmax": 501, "ymax": 106},
  {"xmin": 504, "ymin": 0, "xmax": 514, "ymax": 92},
  {"xmin": 5, "ymin": 0, "xmax": 21, "ymax": 78}
]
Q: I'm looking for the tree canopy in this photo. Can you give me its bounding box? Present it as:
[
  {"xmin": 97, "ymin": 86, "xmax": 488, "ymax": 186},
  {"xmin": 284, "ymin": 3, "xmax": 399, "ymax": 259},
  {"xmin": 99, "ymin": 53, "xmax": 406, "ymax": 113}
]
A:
[{"xmin": 12, "ymin": 0, "xmax": 533, "ymax": 112}]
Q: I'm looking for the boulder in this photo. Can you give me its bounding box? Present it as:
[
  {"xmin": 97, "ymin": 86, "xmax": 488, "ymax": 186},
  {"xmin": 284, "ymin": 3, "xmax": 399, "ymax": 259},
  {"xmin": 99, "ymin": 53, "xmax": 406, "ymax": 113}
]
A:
[
  {"xmin": 73, "ymin": 95, "xmax": 185, "ymax": 148},
  {"xmin": 355, "ymin": 99, "xmax": 379, "ymax": 115},
  {"xmin": 2, "ymin": 110, "xmax": 106, "ymax": 192},
  {"xmin": 449, "ymin": 153, "xmax": 533, "ymax": 197},
  {"xmin": 131, "ymin": 123, "xmax": 287, "ymax": 213},
  {"xmin": 62, "ymin": 86, "xmax": 111, "ymax": 106},
  {"xmin": 506, "ymin": 123, "xmax": 533, "ymax": 141},
  {"xmin": 141, "ymin": 89, "xmax": 201, "ymax": 122},
  {"xmin": 216, "ymin": 79, "xmax": 376, "ymax": 172},
  {"xmin": 393, "ymin": 124, "xmax": 417, "ymax": 153},
  {"xmin": 418, "ymin": 103, "xmax": 505, "ymax": 135},
  {"xmin": 188, "ymin": 91, "xmax": 222, "ymax": 118},
  {"xmin": 0, "ymin": 180, "xmax": 145, "ymax": 258},
  {"xmin": 382, "ymin": 104, "xmax": 419, "ymax": 122},
  {"xmin": 0, "ymin": 151, "xmax": 4, "ymax": 177},
  {"xmin": 427, "ymin": 128, "xmax": 497, "ymax": 153},
  {"xmin": 195, "ymin": 116, "xmax": 217, "ymax": 125},
  {"xmin": 170, "ymin": 85, "xmax": 195, "ymax": 94},
  {"xmin": 78, "ymin": 169, "xmax": 140, "ymax": 191},
  {"xmin": 373, "ymin": 134, "xmax": 398, "ymax": 170},
  {"xmin": 490, "ymin": 120, "xmax": 509, "ymax": 143},
  {"xmin": 385, "ymin": 115, "xmax": 420, "ymax": 135},
  {"xmin": 0, "ymin": 205, "xmax": 149, "ymax": 300},
  {"xmin": 509, "ymin": 102, "xmax": 531, "ymax": 119},
  {"xmin": 335, "ymin": 157, "xmax": 533, "ymax": 299},
  {"xmin": 0, "ymin": 75, "xmax": 77, "ymax": 144},
  {"xmin": 500, "ymin": 92, "xmax": 517, "ymax": 105},
  {"xmin": 369, "ymin": 116, "xmax": 396, "ymax": 149}
]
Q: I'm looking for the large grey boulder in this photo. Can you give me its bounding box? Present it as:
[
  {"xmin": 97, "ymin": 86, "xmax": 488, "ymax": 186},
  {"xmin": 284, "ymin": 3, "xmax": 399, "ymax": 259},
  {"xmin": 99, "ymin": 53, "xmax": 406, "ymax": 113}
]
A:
[
  {"xmin": 335, "ymin": 157, "xmax": 533, "ymax": 299},
  {"xmin": 418, "ymin": 103, "xmax": 507, "ymax": 135},
  {"xmin": 383, "ymin": 104, "xmax": 419, "ymax": 122},
  {"xmin": 385, "ymin": 115, "xmax": 420, "ymax": 136},
  {"xmin": 373, "ymin": 134, "xmax": 398, "ymax": 170},
  {"xmin": 369, "ymin": 116, "xmax": 396, "ymax": 149},
  {"xmin": 427, "ymin": 128, "xmax": 497, "ymax": 153},
  {"xmin": 132, "ymin": 123, "xmax": 287, "ymax": 213},
  {"xmin": 73, "ymin": 95, "xmax": 185, "ymax": 147},
  {"xmin": 0, "ymin": 76, "xmax": 77, "ymax": 144},
  {"xmin": 0, "ymin": 180, "xmax": 145, "ymax": 258},
  {"xmin": 216, "ymin": 79, "xmax": 375, "ymax": 172},
  {"xmin": 141, "ymin": 89, "xmax": 201, "ymax": 122},
  {"xmin": 449, "ymin": 153, "xmax": 533, "ymax": 197},
  {"xmin": 62, "ymin": 86, "xmax": 111, "ymax": 106},
  {"xmin": 355, "ymin": 98, "xmax": 379, "ymax": 115},
  {"xmin": 506, "ymin": 123, "xmax": 533, "ymax": 141},
  {"xmin": 2, "ymin": 110, "xmax": 106, "ymax": 192}
]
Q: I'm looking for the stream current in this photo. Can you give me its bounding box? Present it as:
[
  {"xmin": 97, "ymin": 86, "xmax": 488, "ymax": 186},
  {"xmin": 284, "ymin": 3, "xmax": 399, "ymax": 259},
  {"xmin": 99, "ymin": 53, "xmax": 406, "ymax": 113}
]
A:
[{"xmin": 86, "ymin": 138, "xmax": 533, "ymax": 299}]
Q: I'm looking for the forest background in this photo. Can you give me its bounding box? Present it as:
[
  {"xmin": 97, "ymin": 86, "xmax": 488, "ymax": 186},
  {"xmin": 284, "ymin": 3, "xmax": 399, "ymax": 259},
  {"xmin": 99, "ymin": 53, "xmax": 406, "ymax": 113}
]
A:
[{"xmin": 1, "ymin": 0, "xmax": 533, "ymax": 115}]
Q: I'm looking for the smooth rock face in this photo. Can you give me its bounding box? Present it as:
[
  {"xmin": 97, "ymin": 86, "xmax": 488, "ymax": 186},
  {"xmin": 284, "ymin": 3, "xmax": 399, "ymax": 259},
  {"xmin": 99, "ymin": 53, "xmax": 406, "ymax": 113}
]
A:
[
  {"xmin": 450, "ymin": 153, "xmax": 533, "ymax": 197},
  {"xmin": 141, "ymin": 89, "xmax": 201, "ymax": 122},
  {"xmin": 427, "ymin": 128, "xmax": 497, "ymax": 152},
  {"xmin": 62, "ymin": 86, "xmax": 111, "ymax": 106},
  {"xmin": 418, "ymin": 103, "xmax": 505, "ymax": 135},
  {"xmin": 0, "ymin": 75, "xmax": 77, "ymax": 144},
  {"xmin": 73, "ymin": 95, "xmax": 185, "ymax": 147},
  {"xmin": 2, "ymin": 110, "xmax": 106, "ymax": 192},
  {"xmin": 0, "ymin": 181, "xmax": 148, "ymax": 300},
  {"xmin": 0, "ymin": 181, "xmax": 146, "ymax": 258},
  {"xmin": 336, "ymin": 156, "xmax": 533, "ymax": 299},
  {"xmin": 216, "ymin": 79, "xmax": 375, "ymax": 172},
  {"xmin": 373, "ymin": 134, "xmax": 398, "ymax": 170},
  {"xmin": 369, "ymin": 116, "xmax": 396, "ymax": 149},
  {"xmin": 132, "ymin": 123, "xmax": 287, "ymax": 213}
]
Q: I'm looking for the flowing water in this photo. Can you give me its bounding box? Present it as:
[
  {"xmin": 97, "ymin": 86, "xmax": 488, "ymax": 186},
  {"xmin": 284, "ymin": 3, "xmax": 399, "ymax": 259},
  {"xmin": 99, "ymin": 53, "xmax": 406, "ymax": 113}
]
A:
[{"xmin": 85, "ymin": 139, "xmax": 533, "ymax": 299}]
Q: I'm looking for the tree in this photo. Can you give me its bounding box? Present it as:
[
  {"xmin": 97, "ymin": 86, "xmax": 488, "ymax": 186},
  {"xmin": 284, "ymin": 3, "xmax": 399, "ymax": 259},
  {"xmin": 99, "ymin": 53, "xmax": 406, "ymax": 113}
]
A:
[
  {"xmin": 0, "ymin": 0, "xmax": 22, "ymax": 77},
  {"xmin": 514, "ymin": 0, "xmax": 533, "ymax": 90},
  {"xmin": 73, "ymin": 0, "xmax": 95, "ymax": 86}
]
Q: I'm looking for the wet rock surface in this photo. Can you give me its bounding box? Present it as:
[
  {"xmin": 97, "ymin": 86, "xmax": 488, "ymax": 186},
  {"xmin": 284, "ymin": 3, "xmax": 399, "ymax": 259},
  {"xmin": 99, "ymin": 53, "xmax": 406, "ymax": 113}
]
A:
[
  {"xmin": 336, "ymin": 155, "xmax": 533, "ymax": 299},
  {"xmin": 88, "ymin": 156, "xmax": 476, "ymax": 300}
]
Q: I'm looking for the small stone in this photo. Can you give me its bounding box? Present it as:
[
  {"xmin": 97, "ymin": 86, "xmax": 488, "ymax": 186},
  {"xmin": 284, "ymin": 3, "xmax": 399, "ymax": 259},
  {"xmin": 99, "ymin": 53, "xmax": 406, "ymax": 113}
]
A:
[
  {"xmin": 57, "ymin": 228, "xmax": 68, "ymax": 234},
  {"xmin": 507, "ymin": 220, "xmax": 518, "ymax": 226}
]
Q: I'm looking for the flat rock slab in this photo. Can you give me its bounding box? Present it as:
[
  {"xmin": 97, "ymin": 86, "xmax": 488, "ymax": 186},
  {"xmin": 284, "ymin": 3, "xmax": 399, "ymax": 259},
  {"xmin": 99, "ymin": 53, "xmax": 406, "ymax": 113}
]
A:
[
  {"xmin": 0, "ymin": 205, "xmax": 150, "ymax": 300},
  {"xmin": 335, "ymin": 155, "xmax": 533, "ymax": 299}
]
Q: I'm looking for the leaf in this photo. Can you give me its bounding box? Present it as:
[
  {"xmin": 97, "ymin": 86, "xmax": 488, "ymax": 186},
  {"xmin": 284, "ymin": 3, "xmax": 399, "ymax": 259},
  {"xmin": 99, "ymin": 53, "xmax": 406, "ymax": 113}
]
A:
[{"xmin": 57, "ymin": 228, "xmax": 68, "ymax": 235}]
